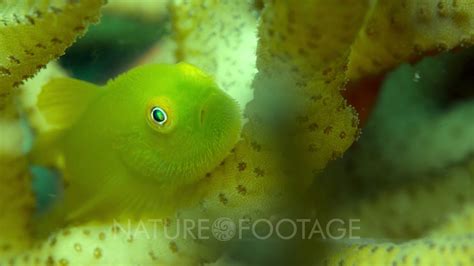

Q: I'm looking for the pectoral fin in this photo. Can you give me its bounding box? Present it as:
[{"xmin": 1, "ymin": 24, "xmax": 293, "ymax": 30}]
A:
[
  {"xmin": 37, "ymin": 78, "xmax": 102, "ymax": 130},
  {"xmin": 31, "ymin": 78, "xmax": 102, "ymax": 172}
]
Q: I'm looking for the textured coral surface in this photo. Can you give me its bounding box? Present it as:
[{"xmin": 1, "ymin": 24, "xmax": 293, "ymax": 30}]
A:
[
  {"xmin": 0, "ymin": 0, "xmax": 103, "ymax": 262},
  {"xmin": 0, "ymin": 0, "xmax": 473, "ymax": 265}
]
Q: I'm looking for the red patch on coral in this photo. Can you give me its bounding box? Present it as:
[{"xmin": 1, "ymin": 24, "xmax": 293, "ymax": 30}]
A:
[{"xmin": 343, "ymin": 76, "xmax": 385, "ymax": 125}]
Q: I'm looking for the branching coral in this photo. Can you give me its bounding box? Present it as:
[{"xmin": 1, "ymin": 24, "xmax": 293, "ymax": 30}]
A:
[
  {"xmin": 316, "ymin": 196, "xmax": 474, "ymax": 265},
  {"xmin": 253, "ymin": 0, "xmax": 364, "ymax": 183},
  {"xmin": 102, "ymin": 0, "xmax": 167, "ymax": 22},
  {"xmin": 330, "ymin": 46, "xmax": 474, "ymax": 186},
  {"xmin": 348, "ymin": 0, "xmax": 474, "ymax": 80},
  {"xmin": 0, "ymin": 0, "xmax": 103, "ymax": 114},
  {"xmin": 313, "ymin": 48, "xmax": 474, "ymax": 238},
  {"xmin": 3, "ymin": 1, "xmax": 306, "ymax": 264},
  {"xmin": 0, "ymin": 0, "xmax": 474, "ymax": 265},
  {"xmin": 302, "ymin": 0, "xmax": 474, "ymax": 264},
  {"xmin": 318, "ymin": 234, "xmax": 474, "ymax": 266},
  {"xmin": 20, "ymin": 62, "xmax": 68, "ymax": 133},
  {"xmin": 0, "ymin": 0, "xmax": 103, "ymax": 261},
  {"xmin": 169, "ymin": 0, "xmax": 259, "ymax": 109},
  {"xmin": 322, "ymin": 157, "xmax": 474, "ymax": 240}
]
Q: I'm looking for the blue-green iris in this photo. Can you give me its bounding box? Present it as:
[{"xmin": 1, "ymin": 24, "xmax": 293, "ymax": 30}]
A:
[{"xmin": 151, "ymin": 107, "xmax": 167, "ymax": 125}]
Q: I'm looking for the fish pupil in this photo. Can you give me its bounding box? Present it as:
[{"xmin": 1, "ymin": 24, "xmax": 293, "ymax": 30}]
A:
[{"xmin": 151, "ymin": 107, "xmax": 167, "ymax": 124}]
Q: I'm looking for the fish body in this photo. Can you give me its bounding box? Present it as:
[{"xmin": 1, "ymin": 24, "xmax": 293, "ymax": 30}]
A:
[{"xmin": 32, "ymin": 63, "xmax": 241, "ymax": 232}]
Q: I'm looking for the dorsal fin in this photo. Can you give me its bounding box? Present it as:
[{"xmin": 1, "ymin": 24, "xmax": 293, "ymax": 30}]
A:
[{"xmin": 37, "ymin": 78, "xmax": 102, "ymax": 130}]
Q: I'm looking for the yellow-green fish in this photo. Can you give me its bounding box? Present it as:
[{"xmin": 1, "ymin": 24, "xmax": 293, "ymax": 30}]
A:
[{"xmin": 32, "ymin": 63, "xmax": 241, "ymax": 234}]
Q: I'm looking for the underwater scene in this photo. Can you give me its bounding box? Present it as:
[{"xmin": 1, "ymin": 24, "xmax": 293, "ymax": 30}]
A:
[{"xmin": 0, "ymin": 0, "xmax": 473, "ymax": 265}]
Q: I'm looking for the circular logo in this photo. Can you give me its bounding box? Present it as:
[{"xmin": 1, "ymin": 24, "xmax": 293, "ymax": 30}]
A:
[{"xmin": 211, "ymin": 217, "xmax": 236, "ymax": 241}]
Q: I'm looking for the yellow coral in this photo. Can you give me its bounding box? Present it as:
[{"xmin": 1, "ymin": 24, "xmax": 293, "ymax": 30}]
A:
[
  {"xmin": 0, "ymin": 0, "xmax": 103, "ymax": 116},
  {"xmin": 253, "ymin": 0, "xmax": 366, "ymax": 183},
  {"xmin": 349, "ymin": 0, "xmax": 474, "ymax": 80},
  {"xmin": 319, "ymin": 157, "xmax": 474, "ymax": 240},
  {"xmin": 319, "ymin": 234, "xmax": 474, "ymax": 266},
  {"xmin": 103, "ymin": 0, "xmax": 167, "ymax": 22},
  {"xmin": 170, "ymin": 0, "xmax": 259, "ymax": 109},
  {"xmin": 1, "ymin": 0, "xmax": 474, "ymax": 265},
  {"xmin": 0, "ymin": 0, "xmax": 103, "ymax": 261},
  {"xmin": 20, "ymin": 62, "xmax": 67, "ymax": 133},
  {"xmin": 431, "ymin": 204, "xmax": 474, "ymax": 236}
]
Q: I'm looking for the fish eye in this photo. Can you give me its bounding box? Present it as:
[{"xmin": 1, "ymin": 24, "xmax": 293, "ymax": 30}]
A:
[{"xmin": 150, "ymin": 107, "xmax": 168, "ymax": 125}]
